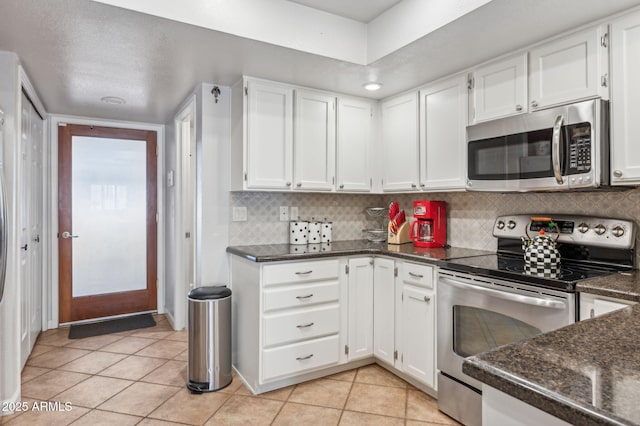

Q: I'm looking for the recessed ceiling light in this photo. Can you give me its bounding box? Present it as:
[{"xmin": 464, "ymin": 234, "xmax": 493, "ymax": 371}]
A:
[
  {"xmin": 363, "ymin": 82, "xmax": 383, "ymax": 91},
  {"xmin": 100, "ymin": 96, "xmax": 126, "ymax": 105}
]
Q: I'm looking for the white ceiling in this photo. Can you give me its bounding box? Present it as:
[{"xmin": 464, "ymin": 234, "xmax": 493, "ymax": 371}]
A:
[
  {"xmin": 287, "ymin": 0, "xmax": 402, "ymax": 23},
  {"xmin": 1, "ymin": 0, "xmax": 639, "ymax": 124}
]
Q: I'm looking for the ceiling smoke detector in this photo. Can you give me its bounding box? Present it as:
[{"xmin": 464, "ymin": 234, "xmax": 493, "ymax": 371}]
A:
[
  {"xmin": 363, "ymin": 82, "xmax": 383, "ymax": 91},
  {"xmin": 100, "ymin": 96, "xmax": 126, "ymax": 105}
]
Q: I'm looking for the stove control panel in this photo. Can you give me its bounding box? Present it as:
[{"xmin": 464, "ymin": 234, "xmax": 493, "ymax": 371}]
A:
[{"xmin": 493, "ymin": 214, "xmax": 636, "ymax": 249}]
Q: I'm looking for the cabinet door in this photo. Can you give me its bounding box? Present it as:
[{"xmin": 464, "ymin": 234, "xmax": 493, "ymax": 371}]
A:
[
  {"xmin": 529, "ymin": 26, "xmax": 607, "ymax": 110},
  {"xmin": 373, "ymin": 257, "xmax": 396, "ymax": 364},
  {"xmin": 381, "ymin": 92, "xmax": 420, "ymax": 191},
  {"xmin": 294, "ymin": 90, "xmax": 336, "ymax": 191},
  {"xmin": 419, "ymin": 75, "xmax": 468, "ymax": 191},
  {"xmin": 611, "ymin": 10, "xmax": 640, "ymax": 184},
  {"xmin": 401, "ymin": 284, "xmax": 435, "ymax": 387},
  {"xmin": 471, "ymin": 53, "xmax": 527, "ymax": 123},
  {"xmin": 347, "ymin": 258, "xmax": 374, "ymax": 360},
  {"xmin": 246, "ymin": 80, "xmax": 293, "ymax": 189},
  {"xmin": 337, "ymin": 98, "xmax": 372, "ymax": 192}
]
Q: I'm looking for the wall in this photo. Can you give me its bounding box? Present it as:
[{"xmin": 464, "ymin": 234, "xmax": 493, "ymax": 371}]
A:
[{"xmin": 229, "ymin": 189, "xmax": 640, "ymax": 264}]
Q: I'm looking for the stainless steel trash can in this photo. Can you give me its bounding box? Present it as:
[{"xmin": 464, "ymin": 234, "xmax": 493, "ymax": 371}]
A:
[{"xmin": 187, "ymin": 286, "xmax": 232, "ymax": 393}]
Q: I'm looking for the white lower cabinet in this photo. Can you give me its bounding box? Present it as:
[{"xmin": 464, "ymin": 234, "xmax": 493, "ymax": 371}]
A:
[
  {"xmin": 579, "ymin": 293, "xmax": 636, "ymax": 320},
  {"xmin": 232, "ymin": 254, "xmax": 437, "ymax": 393},
  {"xmin": 373, "ymin": 257, "xmax": 396, "ymax": 364},
  {"xmin": 346, "ymin": 257, "xmax": 374, "ymax": 360}
]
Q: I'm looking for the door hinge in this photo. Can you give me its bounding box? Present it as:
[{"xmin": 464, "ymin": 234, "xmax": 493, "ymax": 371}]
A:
[
  {"xmin": 369, "ymin": 178, "xmax": 372, "ymax": 188},
  {"xmin": 394, "ymin": 350, "xmax": 398, "ymax": 360},
  {"xmin": 156, "ymin": 145, "xmax": 158, "ymax": 157},
  {"xmin": 186, "ymin": 232, "xmax": 191, "ymax": 238},
  {"xmin": 332, "ymin": 176, "xmax": 335, "ymax": 185},
  {"xmin": 401, "ymin": 292, "xmax": 404, "ymax": 301},
  {"xmin": 601, "ymin": 32, "xmax": 609, "ymax": 48},
  {"xmin": 345, "ymin": 264, "xmax": 349, "ymax": 274},
  {"xmin": 601, "ymin": 74, "xmax": 609, "ymax": 88},
  {"xmin": 394, "ymin": 267, "xmax": 398, "ymax": 277},
  {"xmin": 345, "ymin": 345, "xmax": 349, "ymax": 355},
  {"xmin": 244, "ymin": 86, "xmax": 248, "ymax": 96},
  {"xmin": 467, "ymin": 77, "xmax": 474, "ymax": 90},
  {"xmin": 156, "ymin": 212, "xmax": 159, "ymax": 223},
  {"xmin": 401, "ymin": 354, "xmax": 404, "ymax": 363},
  {"xmin": 244, "ymin": 172, "xmax": 248, "ymax": 181}
]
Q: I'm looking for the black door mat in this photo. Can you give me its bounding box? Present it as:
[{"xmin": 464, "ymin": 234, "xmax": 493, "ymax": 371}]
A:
[{"xmin": 69, "ymin": 313, "xmax": 156, "ymax": 339}]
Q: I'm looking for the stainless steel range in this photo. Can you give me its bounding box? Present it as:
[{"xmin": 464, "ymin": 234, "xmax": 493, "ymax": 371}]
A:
[{"xmin": 436, "ymin": 214, "xmax": 636, "ymax": 426}]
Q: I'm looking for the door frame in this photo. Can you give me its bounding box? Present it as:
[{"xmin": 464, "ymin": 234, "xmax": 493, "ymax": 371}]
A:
[{"xmin": 47, "ymin": 115, "xmax": 165, "ymax": 328}]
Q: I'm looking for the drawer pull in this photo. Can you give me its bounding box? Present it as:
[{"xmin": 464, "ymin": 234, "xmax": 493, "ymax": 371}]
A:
[
  {"xmin": 409, "ymin": 295, "xmax": 431, "ymax": 303},
  {"xmin": 296, "ymin": 354, "xmax": 314, "ymax": 361},
  {"xmin": 295, "ymin": 270, "xmax": 313, "ymax": 275},
  {"xmin": 296, "ymin": 322, "xmax": 315, "ymax": 328},
  {"xmin": 408, "ymin": 272, "xmax": 424, "ymax": 278},
  {"xmin": 296, "ymin": 294, "xmax": 314, "ymax": 299}
]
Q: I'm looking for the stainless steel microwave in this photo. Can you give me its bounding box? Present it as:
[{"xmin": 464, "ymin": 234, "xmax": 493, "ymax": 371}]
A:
[{"xmin": 466, "ymin": 99, "xmax": 609, "ymax": 191}]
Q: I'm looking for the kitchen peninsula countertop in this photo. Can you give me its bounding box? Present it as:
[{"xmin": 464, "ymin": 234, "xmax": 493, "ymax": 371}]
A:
[
  {"xmin": 226, "ymin": 240, "xmax": 492, "ymax": 263},
  {"xmin": 577, "ymin": 271, "xmax": 640, "ymax": 303},
  {"xmin": 464, "ymin": 304, "xmax": 640, "ymax": 425}
]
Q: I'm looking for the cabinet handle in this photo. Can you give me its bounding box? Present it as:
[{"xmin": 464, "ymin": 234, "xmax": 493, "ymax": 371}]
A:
[
  {"xmin": 531, "ymin": 100, "xmax": 538, "ymax": 108},
  {"xmin": 296, "ymin": 354, "xmax": 314, "ymax": 361},
  {"xmin": 420, "ymin": 183, "xmax": 425, "ymax": 188},
  {"xmin": 295, "ymin": 270, "xmax": 313, "ymax": 275},
  {"xmin": 296, "ymin": 294, "xmax": 313, "ymax": 299},
  {"xmin": 409, "ymin": 295, "xmax": 431, "ymax": 303},
  {"xmin": 339, "ymin": 184, "xmax": 344, "ymax": 189},
  {"xmin": 515, "ymin": 104, "xmax": 523, "ymax": 112},
  {"xmin": 286, "ymin": 182, "xmax": 292, "ymax": 187},
  {"xmin": 296, "ymin": 183, "xmax": 302, "ymax": 187},
  {"xmin": 613, "ymin": 170, "xmax": 623, "ymax": 178},
  {"xmin": 411, "ymin": 184, "xmax": 417, "ymax": 189},
  {"xmin": 296, "ymin": 322, "xmax": 315, "ymax": 328},
  {"xmin": 408, "ymin": 272, "xmax": 424, "ymax": 278}
]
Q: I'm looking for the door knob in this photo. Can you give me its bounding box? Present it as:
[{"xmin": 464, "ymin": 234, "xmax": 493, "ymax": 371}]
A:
[{"xmin": 61, "ymin": 231, "xmax": 79, "ymax": 239}]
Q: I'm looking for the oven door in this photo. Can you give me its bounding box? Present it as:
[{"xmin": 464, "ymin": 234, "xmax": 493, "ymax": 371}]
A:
[
  {"xmin": 437, "ymin": 270, "xmax": 575, "ymax": 391},
  {"xmin": 466, "ymin": 99, "xmax": 606, "ymax": 192}
]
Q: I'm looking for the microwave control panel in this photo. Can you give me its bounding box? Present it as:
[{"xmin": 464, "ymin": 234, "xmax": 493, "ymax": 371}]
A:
[{"xmin": 567, "ymin": 123, "xmax": 591, "ymax": 174}]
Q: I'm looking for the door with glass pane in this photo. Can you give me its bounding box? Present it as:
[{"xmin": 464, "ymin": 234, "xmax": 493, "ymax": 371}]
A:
[{"xmin": 58, "ymin": 124, "xmax": 157, "ymax": 323}]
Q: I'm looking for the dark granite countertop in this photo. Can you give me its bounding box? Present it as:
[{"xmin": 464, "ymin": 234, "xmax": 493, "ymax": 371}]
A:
[
  {"xmin": 464, "ymin": 304, "xmax": 640, "ymax": 425},
  {"xmin": 577, "ymin": 271, "xmax": 640, "ymax": 303},
  {"xmin": 226, "ymin": 240, "xmax": 492, "ymax": 263}
]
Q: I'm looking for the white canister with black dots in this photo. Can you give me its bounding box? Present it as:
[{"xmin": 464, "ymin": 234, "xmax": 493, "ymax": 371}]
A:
[
  {"xmin": 321, "ymin": 220, "xmax": 332, "ymax": 243},
  {"xmin": 308, "ymin": 220, "xmax": 322, "ymax": 244},
  {"xmin": 289, "ymin": 220, "xmax": 308, "ymax": 245}
]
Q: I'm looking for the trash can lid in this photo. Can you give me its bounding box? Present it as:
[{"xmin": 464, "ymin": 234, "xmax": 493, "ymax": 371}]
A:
[{"xmin": 188, "ymin": 286, "xmax": 232, "ymax": 300}]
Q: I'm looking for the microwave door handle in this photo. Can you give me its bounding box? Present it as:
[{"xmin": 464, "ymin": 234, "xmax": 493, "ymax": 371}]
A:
[
  {"xmin": 439, "ymin": 276, "xmax": 567, "ymax": 310},
  {"xmin": 552, "ymin": 114, "xmax": 564, "ymax": 185}
]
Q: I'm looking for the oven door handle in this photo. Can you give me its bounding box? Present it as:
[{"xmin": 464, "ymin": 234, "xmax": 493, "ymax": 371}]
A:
[
  {"xmin": 552, "ymin": 114, "xmax": 564, "ymax": 185},
  {"xmin": 439, "ymin": 277, "xmax": 567, "ymax": 310}
]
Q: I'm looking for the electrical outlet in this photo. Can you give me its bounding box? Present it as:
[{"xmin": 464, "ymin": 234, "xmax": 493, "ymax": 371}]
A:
[
  {"xmin": 279, "ymin": 206, "xmax": 289, "ymax": 222},
  {"xmin": 290, "ymin": 206, "xmax": 299, "ymax": 220},
  {"xmin": 232, "ymin": 206, "xmax": 247, "ymax": 221}
]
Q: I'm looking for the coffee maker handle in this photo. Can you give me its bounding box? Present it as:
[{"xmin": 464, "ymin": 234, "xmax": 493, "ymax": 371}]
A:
[{"xmin": 410, "ymin": 220, "xmax": 418, "ymax": 239}]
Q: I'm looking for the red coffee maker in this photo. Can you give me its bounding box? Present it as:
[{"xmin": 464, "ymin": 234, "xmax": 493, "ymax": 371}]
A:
[{"xmin": 410, "ymin": 200, "xmax": 447, "ymax": 248}]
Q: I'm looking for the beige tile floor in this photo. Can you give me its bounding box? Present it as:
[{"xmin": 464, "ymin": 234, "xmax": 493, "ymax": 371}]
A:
[{"xmin": 1, "ymin": 315, "xmax": 460, "ymax": 425}]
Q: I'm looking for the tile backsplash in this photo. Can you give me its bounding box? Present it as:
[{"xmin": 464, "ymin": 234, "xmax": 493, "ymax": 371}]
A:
[{"xmin": 230, "ymin": 188, "xmax": 640, "ymax": 263}]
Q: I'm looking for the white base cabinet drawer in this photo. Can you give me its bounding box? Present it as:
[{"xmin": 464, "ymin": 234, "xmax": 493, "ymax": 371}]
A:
[
  {"xmin": 263, "ymin": 304, "xmax": 340, "ymax": 347},
  {"xmin": 263, "ymin": 259, "xmax": 340, "ymax": 286},
  {"xmin": 262, "ymin": 334, "xmax": 340, "ymax": 381},
  {"xmin": 263, "ymin": 281, "xmax": 340, "ymax": 312},
  {"xmin": 401, "ymin": 263, "xmax": 433, "ymax": 289}
]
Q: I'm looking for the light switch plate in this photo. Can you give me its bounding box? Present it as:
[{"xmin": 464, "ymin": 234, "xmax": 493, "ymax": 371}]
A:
[
  {"xmin": 232, "ymin": 206, "xmax": 247, "ymax": 221},
  {"xmin": 279, "ymin": 206, "xmax": 289, "ymax": 222}
]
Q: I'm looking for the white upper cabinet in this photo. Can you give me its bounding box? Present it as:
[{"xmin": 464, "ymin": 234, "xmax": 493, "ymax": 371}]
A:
[
  {"xmin": 381, "ymin": 92, "xmax": 420, "ymax": 192},
  {"xmin": 419, "ymin": 75, "xmax": 468, "ymax": 191},
  {"xmin": 470, "ymin": 53, "xmax": 528, "ymax": 123},
  {"xmin": 610, "ymin": 9, "xmax": 640, "ymax": 184},
  {"xmin": 294, "ymin": 90, "xmax": 336, "ymax": 191},
  {"xmin": 245, "ymin": 79, "xmax": 294, "ymax": 190},
  {"xmin": 336, "ymin": 97, "xmax": 373, "ymax": 192},
  {"xmin": 529, "ymin": 26, "xmax": 608, "ymax": 110}
]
